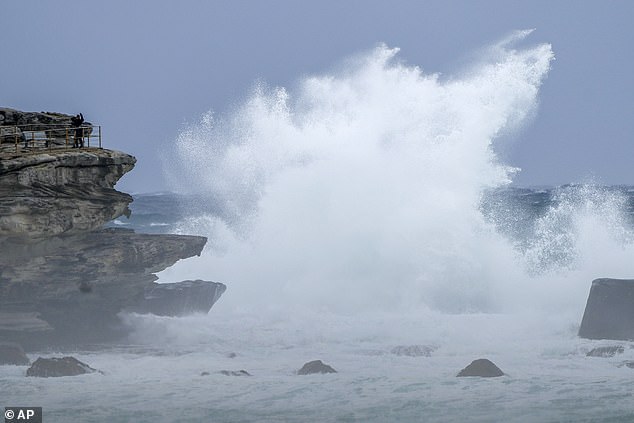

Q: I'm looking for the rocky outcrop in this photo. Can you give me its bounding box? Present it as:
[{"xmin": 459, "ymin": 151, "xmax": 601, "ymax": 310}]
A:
[
  {"xmin": 26, "ymin": 356, "xmax": 99, "ymax": 377},
  {"xmin": 0, "ymin": 107, "xmax": 227, "ymax": 350},
  {"xmin": 456, "ymin": 359, "xmax": 504, "ymax": 377},
  {"xmin": 0, "ymin": 228, "xmax": 213, "ymax": 349},
  {"xmin": 0, "ymin": 108, "xmax": 79, "ymax": 129},
  {"xmin": 0, "ymin": 149, "xmax": 135, "ymax": 237},
  {"xmin": 579, "ymin": 278, "xmax": 634, "ymax": 341},
  {"xmin": 297, "ymin": 360, "xmax": 337, "ymax": 375}
]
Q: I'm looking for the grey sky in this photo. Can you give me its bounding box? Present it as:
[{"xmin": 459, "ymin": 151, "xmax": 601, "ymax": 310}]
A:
[{"xmin": 2, "ymin": 1, "xmax": 632, "ymax": 193}]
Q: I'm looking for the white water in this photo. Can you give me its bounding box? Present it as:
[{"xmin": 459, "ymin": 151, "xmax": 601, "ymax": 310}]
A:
[
  {"xmin": 4, "ymin": 31, "xmax": 634, "ymax": 422},
  {"xmin": 161, "ymin": 30, "xmax": 633, "ymax": 317}
]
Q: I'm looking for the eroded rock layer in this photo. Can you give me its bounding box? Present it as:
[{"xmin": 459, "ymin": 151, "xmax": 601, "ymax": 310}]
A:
[
  {"xmin": 1, "ymin": 108, "xmax": 226, "ymax": 350},
  {"xmin": 0, "ymin": 149, "xmax": 135, "ymax": 237}
]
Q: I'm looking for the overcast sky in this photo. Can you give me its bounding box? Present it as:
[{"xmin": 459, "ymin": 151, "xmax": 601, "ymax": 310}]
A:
[{"xmin": 2, "ymin": 1, "xmax": 632, "ymax": 193}]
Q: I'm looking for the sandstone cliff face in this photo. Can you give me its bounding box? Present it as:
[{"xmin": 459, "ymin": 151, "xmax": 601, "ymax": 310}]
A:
[
  {"xmin": 0, "ymin": 149, "xmax": 135, "ymax": 237},
  {"xmin": 0, "ymin": 108, "xmax": 225, "ymax": 350},
  {"xmin": 0, "ymin": 228, "xmax": 214, "ymax": 349}
]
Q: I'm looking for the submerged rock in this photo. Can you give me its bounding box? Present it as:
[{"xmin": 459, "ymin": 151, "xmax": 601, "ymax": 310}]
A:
[
  {"xmin": 219, "ymin": 370, "xmax": 251, "ymax": 376},
  {"xmin": 0, "ymin": 342, "xmax": 30, "ymax": 365},
  {"xmin": 297, "ymin": 360, "xmax": 337, "ymax": 375},
  {"xmin": 579, "ymin": 278, "xmax": 634, "ymax": 341},
  {"xmin": 586, "ymin": 345, "xmax": 625, "ymax": 357},
  {"xmin": 391, "ymin": 345, "xmax": 436, "ymax": 357},
  {"xmin": 457, "ymin": 359, "xmax": 504, "ymax": 377},
  {"xmin": 26, "ymin": 356, "xmax": 98, "ymax": 377}
]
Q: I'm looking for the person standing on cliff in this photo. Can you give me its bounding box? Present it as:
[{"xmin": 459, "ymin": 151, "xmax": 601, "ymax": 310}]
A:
[{"xmin": 71, "ymin": 113, "xmax": 84, "ymax": 148}]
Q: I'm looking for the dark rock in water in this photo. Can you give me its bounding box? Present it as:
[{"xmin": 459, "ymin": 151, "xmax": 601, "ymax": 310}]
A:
[
  {"xmin": 624, "ymin": 361, "xmax": 634, "ymax": 369},
  {"xmin": 26, "ymin": 356, "xmax": 98, "ymax": 377},
  {"xmin": 457, "ymin": 359, "xmax": 504, "ymax": 377},
  {"xmin": 200, "ymin": 371, "xmax": 210, "ymax": 376},
  {"xmin": 579, "ymin": 278, "xmax": 634, "ymax": 340},
  {"xmin": 297, "ymin": 360, "xmax": 337, "ymax": 375},
  {"xmin": 220, "ymin": 370, "xmax": 251, "ymax": 376},
  {"xmin": 0, "ymin": 343, "xmax": 30, "ymax": 365},
  {"xmin": 226, "ymin": 352, "xmax": 237, "ymax": 359},
  {"xmin": 126, "ymin": 280, "xmax": 226, "ymax": 317},
  {"xmin": 391, "ymin": 345, "xmax": 436, "ymax": 357},
  {"xmin": 586, "ymin": 345, "xmax": 625, "ymax": 357}
]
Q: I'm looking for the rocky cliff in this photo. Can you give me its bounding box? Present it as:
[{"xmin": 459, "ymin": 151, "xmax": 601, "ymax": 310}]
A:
[
  {"xmin": 0, "ymin": 149, "xmax": 135, "ymax": 237},
  {"xmin": 0, "ymin": 108, "xmax": 225, "ymax": 350}
]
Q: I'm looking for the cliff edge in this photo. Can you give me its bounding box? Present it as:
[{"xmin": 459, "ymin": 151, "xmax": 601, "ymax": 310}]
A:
[{"xmin": 0, "ymin": 108, "xmax": 225, "ymax": 350}]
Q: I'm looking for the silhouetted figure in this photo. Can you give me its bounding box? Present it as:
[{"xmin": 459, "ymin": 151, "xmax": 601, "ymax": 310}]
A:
[{"xmin": 71, "ymin": 113, "xmax": 85, "ymax": 148}]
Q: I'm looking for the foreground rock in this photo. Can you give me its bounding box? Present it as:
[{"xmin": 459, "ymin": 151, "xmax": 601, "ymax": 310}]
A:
[
  {"xmin": 127, "ymin": 280, "xmax": 226, "ymax": 316},
  {"xmin": 579, "ymin": 278, "xmax": 634, "ymax": 340},
  {"xmin": 26, "ymin": 357, "xmax": 98, "ymax": 377},
  {"xmin": 0, "ymin": 343, "xmax": 30, "ymax": 365},
  {"xmin": 457, "ymin": 359, "xmax": 504, "ymax": 377},
  {"xmin": 586, "ymin": 346, "xmax": 625, "ymax": 357},
  {"xmin": 297, "ymin": 360, "xmax": 337, "ymax": 375}
]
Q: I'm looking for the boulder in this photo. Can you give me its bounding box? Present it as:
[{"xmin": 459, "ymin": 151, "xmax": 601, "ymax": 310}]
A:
[
  {"xmin": 219, "ymin": 370, "xmax": 251, "ymax": 376},
  {"xmin": 457, "ymin": 359, "xmax": 504, "ymax": 377},
  {"xmin": 579, "ymin": 278, "xmax": 634, "ymax": 340},
  {"xmin": 391, "ymin": 345, "xmax": 436, "ymax": 357},
  {"xmin": 126, "ymin": 280, "xmax": 226, "ymax": 317},
  {"xmin": 297, "ymin": 360, "xmax": 337, "ymax": 375},
  {"xmin": 0, "ymin": 343, "xmax": 30, "ymax": 365},
  {"xmin": 26, "ymin": 356, "xmax": 98, "ymax": 377},
  {"xmin": 586, "ymin": 345, "xmax": 625, "ymax": 357}
]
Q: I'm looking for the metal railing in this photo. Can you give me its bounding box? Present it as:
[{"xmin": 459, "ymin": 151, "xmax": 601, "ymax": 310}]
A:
[{"xmin": 0, "ymin": 124, "xmax": 102, "ymax": 153}]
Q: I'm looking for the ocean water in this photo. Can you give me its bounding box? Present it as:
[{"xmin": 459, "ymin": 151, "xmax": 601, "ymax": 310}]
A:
[{"xmin": 4, "ymin": 31, "xmax": 634, "ymax": 422}]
